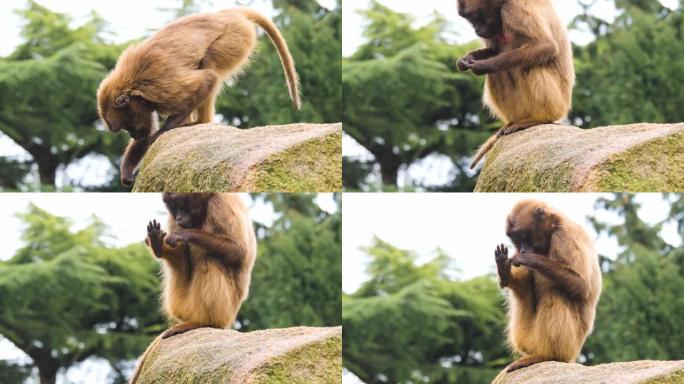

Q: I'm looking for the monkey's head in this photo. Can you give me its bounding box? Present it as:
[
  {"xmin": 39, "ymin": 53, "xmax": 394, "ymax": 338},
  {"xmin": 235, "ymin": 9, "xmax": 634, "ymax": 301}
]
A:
[
  {"xmin": 162, "ymin": 193, "xmax": 214, "ymax": 229},
  {"xmin": 457, "ymin": 0, "xmax": 504, "ymax": 39},
  {"xmin": 506, "ymin": 200, "xmax": 560, "ymax": 255},
  {"xmin": 97, "ymin": 75, "xmax": 156, "ymax": 141}
]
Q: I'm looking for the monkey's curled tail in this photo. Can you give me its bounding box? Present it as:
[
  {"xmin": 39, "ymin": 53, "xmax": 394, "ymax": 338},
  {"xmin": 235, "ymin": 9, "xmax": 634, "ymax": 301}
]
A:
[
  {"xmin": 234, "ymin": 7, "xmax": 301, "ymax": 110},
  {"xmin": 129, "ymin": 333, "xmax": 164, "ymax": 384},
  {"xmin": 469, "ymin": 133, "xmax": 500, "ymax": 169}
]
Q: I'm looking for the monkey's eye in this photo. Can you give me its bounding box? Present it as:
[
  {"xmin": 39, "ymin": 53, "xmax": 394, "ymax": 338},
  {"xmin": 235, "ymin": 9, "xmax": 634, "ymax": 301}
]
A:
[{"xmin": 115, "ymin": 94, "xmax": 130, "ymax": 108}]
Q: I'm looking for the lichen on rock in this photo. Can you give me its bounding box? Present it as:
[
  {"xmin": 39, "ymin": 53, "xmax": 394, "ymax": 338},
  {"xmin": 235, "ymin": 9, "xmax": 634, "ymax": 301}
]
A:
[
  {"xmin": 474, "ymin": 123, "xmax": 684, "ymax": 192},
  {"xmin": 134, "ymin": 326, "xmax": 342, "ymax": 384},
  {"xmin": 132, "ymin": 123, "xmax": 342, "ymax": 192}
]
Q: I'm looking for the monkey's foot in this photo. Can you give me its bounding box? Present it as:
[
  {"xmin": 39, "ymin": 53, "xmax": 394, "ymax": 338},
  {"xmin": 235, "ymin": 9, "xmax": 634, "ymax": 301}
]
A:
[
  {"xmin": 506, "ymin": 356, "xmax": 550, "ymax": 372},
  {"xmin": 495, "ymin": 244, "xmax": 510, "ymax": 287},
  {"xmin": 498, "ymin": 121, "xmax": 549, "ymax": 137},
  {"xmin": 162, "ymin": 322, "xmax": 206, "ymax": 339}
]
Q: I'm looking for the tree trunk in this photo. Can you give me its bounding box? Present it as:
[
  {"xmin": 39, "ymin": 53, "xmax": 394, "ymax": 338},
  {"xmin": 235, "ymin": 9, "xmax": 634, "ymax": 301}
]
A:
[
  {"xmin": 35, "ymin": 157, "xmax": 59, "ymax": 187},
  {"xmin": 35, "ymin": 359, "xmax": 59, "ymax": 384}
]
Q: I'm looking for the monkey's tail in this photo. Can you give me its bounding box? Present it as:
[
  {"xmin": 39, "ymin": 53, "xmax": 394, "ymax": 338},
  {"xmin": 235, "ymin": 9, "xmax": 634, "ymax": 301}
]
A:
[
  {"xmin": 469, "ymin": 133, "xmax": 500, "ymax": 169},
  {"xmin": 234, "ymin": 7, "xmax": 302, "ymax": 110},
  {"xmin": 129, "ymin": 333, "xmax": 164, "ymax": 384}
]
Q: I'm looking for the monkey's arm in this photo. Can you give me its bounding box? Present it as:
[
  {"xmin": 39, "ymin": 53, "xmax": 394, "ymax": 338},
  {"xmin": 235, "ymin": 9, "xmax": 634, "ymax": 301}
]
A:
[
  {"xmin": 121, "ymin": 137, "xmax": 152, "ymax": 186},
  {"xmin": 511, "ymin": 253, "xmax": 588, "ymax": 301},
  {"xmin": 167, "ymin": 229, "xmax": 245, "ymax": 267},
  {"xmin": 469, "ymin": 42, "xmax": 558, "ymax": 75}
]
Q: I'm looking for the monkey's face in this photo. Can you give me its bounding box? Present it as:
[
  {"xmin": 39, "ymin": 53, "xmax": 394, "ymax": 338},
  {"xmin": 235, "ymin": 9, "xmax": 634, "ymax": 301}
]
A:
[
  {"xmin": 506, "ymin": 204, "xmax": 558, "ymax": 255},
  {"xmin": 458, "ymin": 0, "xmax": 503, "ymax": 39},
  {"xmin": 97, "ymin": 82, "xmax": 156, "ymax": 140},
  {"xmin": 163, "ymin": 193, "xmax": 214, "ymax": 229}
]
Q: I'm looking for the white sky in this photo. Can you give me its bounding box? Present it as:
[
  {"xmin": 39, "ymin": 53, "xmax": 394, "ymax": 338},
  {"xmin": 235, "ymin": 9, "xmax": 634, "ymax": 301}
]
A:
[{"xmin": 0, "ymin": 192, "xmax": 336, "ymax": 383}]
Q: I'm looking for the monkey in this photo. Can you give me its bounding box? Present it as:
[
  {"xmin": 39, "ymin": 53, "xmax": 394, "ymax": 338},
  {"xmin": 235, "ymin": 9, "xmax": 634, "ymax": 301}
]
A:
[
  {"xmin": 494, "ymin": 199, "xmax": 601, "ymax": 372},
  {"xmin": 456, "ymin": 0, "xmax": 575, "ymax": 169},
  {"xmin": 131, "ymin": 193, "xmax": 257, "ymax": 383},
  {"xmin": 97, "ymin": 7, "xmax": 301, "ymax": 186}
]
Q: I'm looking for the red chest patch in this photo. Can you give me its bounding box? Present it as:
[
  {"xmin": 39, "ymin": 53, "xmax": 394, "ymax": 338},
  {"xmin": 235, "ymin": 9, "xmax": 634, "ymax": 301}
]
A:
[{"xmin": 498, "ymin": 32, "xmax": 514, "ymax": 45}]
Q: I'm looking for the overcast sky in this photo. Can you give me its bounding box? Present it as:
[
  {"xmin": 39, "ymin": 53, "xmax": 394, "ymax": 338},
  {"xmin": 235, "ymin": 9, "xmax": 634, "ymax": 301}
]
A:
[{"xmin": 0, "ymin": 192, "xmax": 336, "ymax": 383}]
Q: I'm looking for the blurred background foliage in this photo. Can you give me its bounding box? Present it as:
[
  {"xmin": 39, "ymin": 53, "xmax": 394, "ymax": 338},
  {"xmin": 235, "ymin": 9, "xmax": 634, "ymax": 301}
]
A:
[
  {"xmin": 0, "ymin": 193, "xmax": 341, "ymax": 384},
  {"xmin": 342, "ymin": 0, "xmax": 684, "ymax": 191},
  {"xmin": 0, "ymin": 0, "xmax": 341, "ymax": 191},
  {"xmin": 343, "ymin": 193, "xmax": 684, "ymax": 383}
]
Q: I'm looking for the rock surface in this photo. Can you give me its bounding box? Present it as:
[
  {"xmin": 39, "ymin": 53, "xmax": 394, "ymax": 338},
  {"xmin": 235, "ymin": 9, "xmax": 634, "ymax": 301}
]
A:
[
  {"xmin": 134, "ymin": 326, "xmax": 342, "ymax": 384},
  {"xmin": 492, "ymin": 360, "xmax": 684, "ymax": 384},
  {"xmin": 475, "ymin": 123, "xmax": 684, "ymax": 192},
  {"xmin": 132, "ymin": 123, "xmax": 342, "ymax": 192}
]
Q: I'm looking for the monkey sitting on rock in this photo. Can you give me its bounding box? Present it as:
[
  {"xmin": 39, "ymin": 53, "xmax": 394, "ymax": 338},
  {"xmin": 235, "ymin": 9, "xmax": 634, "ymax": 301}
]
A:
[
  {"xmin": 495, "ymin": 199, "xmax": 601, "ymax": 372},
  {"xmin": 456, "ymin": 0, "xmax": 575, "ymax": 168}
]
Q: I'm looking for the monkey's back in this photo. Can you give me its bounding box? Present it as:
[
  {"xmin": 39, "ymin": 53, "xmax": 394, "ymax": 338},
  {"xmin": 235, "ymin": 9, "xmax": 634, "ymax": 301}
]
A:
[
  {"xmin": 103, "ymin": 9, "xmax": 258, "ymax": 115},
  {"xmin": 484, "ymin": 0, "xmax": 575, "ymax": 125},
  {"xmin": 162, "ymin": 194, "xmax": 257, "ymax": 328}
]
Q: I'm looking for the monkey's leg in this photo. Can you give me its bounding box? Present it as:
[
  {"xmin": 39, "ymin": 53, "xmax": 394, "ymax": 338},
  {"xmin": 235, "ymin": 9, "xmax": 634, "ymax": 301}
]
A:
[
  {"xmin": 498, "ymin": 121, "xmax": 552, "ymax": 137},
  {"xmin": 512, "ymin": 253, "xmax": 588, "ymax": 301},
  {"xmin": 152, "ymin": 71, "xmax": 220, "ymax": 142},
  {"xmin": 120, "ymin": 137, "xmax": 152, "ymax": 186},
  {"xmin": 162, "ymin": 321, "xmax": 207, "ymax": 339},
  {"xmin": 506, "ymin": 355, "xmax": 552, "ymax": 372}
]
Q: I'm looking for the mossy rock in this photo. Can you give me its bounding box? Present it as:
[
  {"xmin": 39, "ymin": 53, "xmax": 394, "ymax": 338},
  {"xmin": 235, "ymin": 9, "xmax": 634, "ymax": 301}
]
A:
[
  {"xmin": 475, "ymin": 123, "xmax": 684, "ymax": 192},
  {"xmin": 135, "ymin": 326, "xmax": 342, "ymax": 384},
  {"xmin": 492, "ymin": 360, "xmax": 684, "ymax": 384},
  {"xmin": 132, "ymin": 123, "xmax": 342, "ymax": 192}
]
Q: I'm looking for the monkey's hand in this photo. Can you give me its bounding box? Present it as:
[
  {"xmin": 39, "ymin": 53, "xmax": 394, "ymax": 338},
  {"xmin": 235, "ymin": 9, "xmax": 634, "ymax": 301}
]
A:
[
  {"xmin": 165, "ymin": 232, "xmax": 189, "ymax": 248},
  {"xmin": 469, "ymin": 60, "xmax": 494, "ymax": 76},
  {"xmin": 146, "ymin": 220, "xmax": 166, "ymax": 258},
  {"xmin": 495, "ymin": 244, "xmax": 511, "ymax": 288},
  {"xmin": 457, "ymin": 55, "xmax": 475, "ymax": 72},
  {"xmin": 510, "ymin": 253, "xmax": 534, "ymax": 268}
]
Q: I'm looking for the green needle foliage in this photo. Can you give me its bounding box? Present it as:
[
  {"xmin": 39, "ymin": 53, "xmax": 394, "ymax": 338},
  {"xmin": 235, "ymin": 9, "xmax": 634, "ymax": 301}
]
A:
[{"xmin": 0, "ymin": 204, "xmax": 162, "ymax": 384}]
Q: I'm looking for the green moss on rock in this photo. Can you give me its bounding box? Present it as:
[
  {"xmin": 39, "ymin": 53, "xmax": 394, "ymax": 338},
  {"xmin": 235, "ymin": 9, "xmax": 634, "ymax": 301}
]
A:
[
  {"xmin": 492, "ymin": 361, "xmax": 684, "ymax": 384},
  {"xmin": 134, "ymin": 326, "xmax": 342, "ymax": 384},
  {"xmin": 132, "ymin": 123, "xmax": 342, "ymax": 192},
  {"xmin": 475, "ymin": 123, "xmax": 684, "ymax": 192}
]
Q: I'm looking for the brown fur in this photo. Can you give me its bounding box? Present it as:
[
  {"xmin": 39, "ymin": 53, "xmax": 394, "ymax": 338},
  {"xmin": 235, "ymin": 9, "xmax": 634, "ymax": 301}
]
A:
[
  {"xmin": 495, "ymin": 199, "xmax": 601, "ymax": 372},
  {"xmin": 456, "ymin": 0, "xmax": 575, "ymax": 169},
  {"xmin": 131, "ymin": 193, "xmax": 257, "ymax": 383},
  {"xmin": 97, "ymin": 7, "xmax": 301, "ymax": 186}
]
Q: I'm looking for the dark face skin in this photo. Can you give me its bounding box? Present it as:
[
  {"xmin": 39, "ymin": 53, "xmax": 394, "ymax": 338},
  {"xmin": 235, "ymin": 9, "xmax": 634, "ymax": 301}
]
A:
[
  {"xmin": 101, "ymin": 96, "xmax": 155, "ymax": 141},
  {"xmin": 506, "ymin": 207, "xmax": 556, "ymax": 255},
  {"xmin": 162, "ymin": 193, "xmax": 214, "ymax": 229},
  {"xmin": 458, "ymin": 0, "xmax": 503, "ymax": 39}
]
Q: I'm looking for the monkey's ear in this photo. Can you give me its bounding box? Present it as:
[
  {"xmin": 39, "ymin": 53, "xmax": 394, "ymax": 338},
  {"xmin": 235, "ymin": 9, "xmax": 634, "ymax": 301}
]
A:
[
  {"xmin": 114, "ymin": 94, "xmax": 130, "ymax": 108},
  {"xmin": 534, "ymin": 207, "xmax": 546, "ymax": 217}
]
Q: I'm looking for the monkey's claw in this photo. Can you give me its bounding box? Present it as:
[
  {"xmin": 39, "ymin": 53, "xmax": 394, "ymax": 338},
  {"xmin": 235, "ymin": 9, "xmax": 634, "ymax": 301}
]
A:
[{"xmin": 146, "ymin": 220, "xmax": 166, "ymax": 257}]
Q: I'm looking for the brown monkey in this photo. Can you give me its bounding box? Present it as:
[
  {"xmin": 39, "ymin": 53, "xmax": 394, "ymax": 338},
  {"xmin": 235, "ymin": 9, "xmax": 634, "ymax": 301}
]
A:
[
  {"xmin": 456, "ymin": 0, "xmax": 575, "ymax": 169},
  {"xmin": 495, "ymin": 199, "xmax": 601, "ymax": 372},
  {"xmin": 97, "ymin": 8, "xmax": 301, "ymax": 186},
  {"xmin": 131, "ymin": 193, "xmax": 257, "ymax": 383}
]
